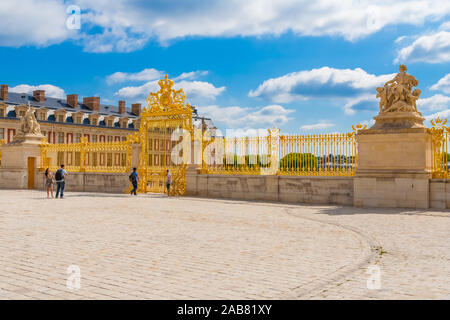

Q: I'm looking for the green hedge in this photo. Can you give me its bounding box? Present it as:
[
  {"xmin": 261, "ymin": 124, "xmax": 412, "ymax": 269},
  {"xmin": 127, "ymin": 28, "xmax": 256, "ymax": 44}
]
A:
[{"xmin": 279, "ymin": 153, "xmax": 318, "ymax": 170}]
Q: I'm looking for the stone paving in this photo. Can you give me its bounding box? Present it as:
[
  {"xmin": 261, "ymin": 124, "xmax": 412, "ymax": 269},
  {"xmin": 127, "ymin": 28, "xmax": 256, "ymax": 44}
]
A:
[{"xmin": 0, "ymin": 190, "xmax": 448, "ymax": 299}]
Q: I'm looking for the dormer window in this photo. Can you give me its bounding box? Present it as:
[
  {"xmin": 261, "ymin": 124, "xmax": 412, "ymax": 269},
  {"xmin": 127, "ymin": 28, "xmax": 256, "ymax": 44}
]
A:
[
  {"xmin": 0, "ymin": 109, "xmax": 4, "ymax": 117},
  {"xmin": 38, "ymin": 113, "xmax": 46, "ymax": 121},
  {"xmin": 76, "ymin": 116, "xmax": 82, "ymax": 124},
  {"xmin": 57, "ymin": 115, "xmax": 65, "ymax": 122},
  {"xmin": 107, "ymin": 120, "xmax": 113, "ymax": 127}
]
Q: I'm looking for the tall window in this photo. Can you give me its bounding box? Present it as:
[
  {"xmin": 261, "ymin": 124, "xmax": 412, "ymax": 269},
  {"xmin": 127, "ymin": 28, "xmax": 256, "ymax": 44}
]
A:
[
  {"xmin": 92, "ymin": 135, "xmax": 98, "ymax": 143},
  {"xmin": 107, "ymin": 136, "xmax": 113, "ymax": 142},
  {"xmin": 75, "ymin": 133, "xmax": 81, "ymax": 143},
  {"xmin": 58, "ymin": 132, "xmax": 65, "ymax": 144},
  {"xmin": 0, "ymin": 128, "xmax": 4, "ymax": 141}
]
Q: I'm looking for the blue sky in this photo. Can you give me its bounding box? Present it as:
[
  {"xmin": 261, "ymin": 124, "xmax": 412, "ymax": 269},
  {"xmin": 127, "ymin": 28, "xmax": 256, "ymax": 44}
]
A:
[{"xmin": 0, "ymin": 0, "xmax": 449, "ymax": 134}]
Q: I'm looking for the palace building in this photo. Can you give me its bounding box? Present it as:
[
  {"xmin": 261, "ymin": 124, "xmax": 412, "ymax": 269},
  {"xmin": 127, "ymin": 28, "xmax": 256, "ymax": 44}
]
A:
[{"xmin": 0, "ymin": 84, "xmax": 215, "ymax": 144}]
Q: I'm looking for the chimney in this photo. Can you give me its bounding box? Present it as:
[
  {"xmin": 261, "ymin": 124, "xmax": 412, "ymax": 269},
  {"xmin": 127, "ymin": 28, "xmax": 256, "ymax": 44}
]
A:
[
  {"xmin": 131, "ymin": 103, "xmax": 141, "ymax": 116},
  {"xmin": 0, "ymin": 84, "xmax": 8, "ymax": 100},
  {"xmin": 33, "ymin": 90, "xmax": 45, "ymax": 102},
  {"xmin": 67, "ymin": 94, "xmax": 78, "ymax": 108},
  {"xmin": 118, "ymin": 100, "xmax": 125, "ymax": 114},
  {"xmin": 83, "ymin": 96, "xmax": 100, "ymax": 111}
]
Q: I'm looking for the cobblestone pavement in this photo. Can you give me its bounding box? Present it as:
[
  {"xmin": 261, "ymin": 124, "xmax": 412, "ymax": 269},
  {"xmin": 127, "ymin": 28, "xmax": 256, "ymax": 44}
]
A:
[{"xmin": 0, "ymin": 190, "xmax": 448, "ymax": 300}]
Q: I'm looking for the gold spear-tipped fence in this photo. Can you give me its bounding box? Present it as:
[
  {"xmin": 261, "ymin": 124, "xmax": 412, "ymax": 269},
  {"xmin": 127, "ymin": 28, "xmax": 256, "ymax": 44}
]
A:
[
  {"xmin": 39, "ymin": 136, "xmax": 134, "ymax": 173},
  {"xmin": 201, "ymin": 124, "xmax": 365, "ymax": 176}
]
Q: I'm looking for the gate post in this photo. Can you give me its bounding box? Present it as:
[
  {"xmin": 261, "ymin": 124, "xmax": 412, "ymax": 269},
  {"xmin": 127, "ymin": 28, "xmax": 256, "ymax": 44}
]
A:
[{"xmin": 353, "ymin": 65, "xmax": 432, "ymax": 208}]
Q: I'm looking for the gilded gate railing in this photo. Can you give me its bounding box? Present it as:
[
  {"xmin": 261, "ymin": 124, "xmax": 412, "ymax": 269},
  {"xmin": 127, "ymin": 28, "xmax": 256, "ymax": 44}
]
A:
[
  {"xmin": 40, "ymin": 136, "xmax": 135, "ymax": 173},
  {"xmin": 429, "ymin": 117, "xmax": 450, "ymax": 178},
  {"xmin": 201, "ymin": 124, "xmax": 364, "ymax": 176}
]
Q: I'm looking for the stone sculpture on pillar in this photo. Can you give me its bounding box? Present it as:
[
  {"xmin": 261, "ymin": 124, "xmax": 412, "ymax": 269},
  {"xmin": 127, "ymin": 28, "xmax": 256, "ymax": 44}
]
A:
[
  {"xmin": 11, "ymin": 105, "xmax": 44, "ymax": 144},
  {"xmin": 354, "ymin": 65, "xmax": 432, "ymax": 209},
  {"xmin": 371, "ymin": 64, "xmax": 425, "ymax": 129}
]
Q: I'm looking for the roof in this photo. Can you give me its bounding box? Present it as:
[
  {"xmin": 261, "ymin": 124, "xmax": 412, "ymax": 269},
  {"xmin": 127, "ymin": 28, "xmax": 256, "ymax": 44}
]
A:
[
  {"xmin": 0, "ymin": 92, "xmax": 215, "ymax": 129},
  {"xmin": 1, "ymin": 92, "xmax": 139, "ymax": 118}
]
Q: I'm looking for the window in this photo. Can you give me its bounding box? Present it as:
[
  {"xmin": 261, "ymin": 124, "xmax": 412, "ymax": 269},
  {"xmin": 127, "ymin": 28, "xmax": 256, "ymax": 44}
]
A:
[
  {"xmin": 57, "ymin": 115, "xmax": 64, "ymax": 122},
  {"xmin": 92, "ymin": 135, "xmax": 98, "ymax": 143},
  {"xmin": 0, "ymin": 128, "xmax": 4, "ymax": 141},
  {"xmin": 91, "ymin": 118, "xmax": 97, "ymax": 126},
  {"xmin": 41, "ymin": 131, "xmax": 46, "ymax": 138},
  {"xmin": 107, "ymin": 153, "xmax": 113, "ymax": 166},
  {"xmin": 121, "ymin": 136, "xmax": 126, "ymax": 142},
  {"xmin": 7, "ymin": 129, "xmax": 15, "ymax": 143},
  {"xmin": 75, "ymin": 133, "xmax": 81, "ymax": 143},
  {"xmin": 107, "ymin": 136, "xmax": 113, "ymax": 142},
  {"xmin": 0, "ymin": 109, "xmax": 4, "ymax": 117},
  {"xmin": 75, "ymin": 152, "xmax": 81, "ymax": 166},
  {"xmin": 58, "ymin": 132, "xmax": 65, "ymax": 144},
  {"xmin": 75, "ymin": 116, "xmax": 82, "ymax": 124},
  {"xmin": 107, "ymin": 120, "xmax": 113, "ymax": 127},
  {"xmin": 38, "ymin": 113, "xmax": 46, "ymax": 121},
  {"xmin": 57, "ymin": 152, "xmax": 64, "ymax": 166}
]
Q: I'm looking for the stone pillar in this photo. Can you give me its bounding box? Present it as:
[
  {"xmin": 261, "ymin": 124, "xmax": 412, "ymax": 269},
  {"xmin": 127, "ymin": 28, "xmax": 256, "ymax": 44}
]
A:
[
  {"xmin": 355, "ymin": 125, "xmax": 432, "ymax": 208},
  {"xmin": 354, "ymin": 65, "xmax": 433, "ymax": 209},
  {"xmin": 185, "ymin": 164, "xmax": 200, "ymax": 196},
  {"xmin": 0, "ymin": 136, "xmax": 43, "ymax": 189}
]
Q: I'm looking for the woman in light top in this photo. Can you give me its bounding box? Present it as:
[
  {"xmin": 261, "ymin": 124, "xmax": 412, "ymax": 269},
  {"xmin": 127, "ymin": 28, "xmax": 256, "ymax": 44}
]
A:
[{"xmin": 44, "ymin": 168, "xmax": 55, "ymax": 199}]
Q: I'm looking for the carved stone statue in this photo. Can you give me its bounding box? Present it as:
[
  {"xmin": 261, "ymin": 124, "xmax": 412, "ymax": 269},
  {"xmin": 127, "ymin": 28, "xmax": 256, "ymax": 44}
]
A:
[
  {"xmin": 11, "ymin": 105, "xmax": 43, "ymax": 144},
  {"xmin": 371, "ymin": 65, "xmax": 425, "ymax": 129},
  {"xmin": 376, "ymin": 65, "xmax": 421, "ymax": 113}
]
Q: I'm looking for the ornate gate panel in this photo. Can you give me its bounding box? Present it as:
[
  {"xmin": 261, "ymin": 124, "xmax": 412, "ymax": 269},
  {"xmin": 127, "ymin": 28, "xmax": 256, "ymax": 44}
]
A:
[{"xmin": 137, "ymin": 75, "xmax": 193, "ymax": 195}]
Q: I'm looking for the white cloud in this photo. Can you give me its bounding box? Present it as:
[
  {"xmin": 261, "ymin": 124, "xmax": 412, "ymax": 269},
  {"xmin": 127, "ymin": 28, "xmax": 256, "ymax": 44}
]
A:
[
  {"xmin": 10, "ymin": 84, "xmax": 65, "ymax": 99},
  {"xmin": 249, "ymin": 67, "xmax": 394, "ymax": 104},
  {"xmin": 0, "ymin": 0, "xmax": 72, "ymax": 47},
  {"xmin": 197, "ymin": 104, "xmax": 294, "ymax": 128},
  {"xmin": 174, "ymin": 71, "xmax": 209, "ymax": 81},
  {"xmin": 418, "ymin": 94, "xmax": 450, "ymax": 111},
  {"xmin": 431, "ymin": 74, "xmax": 450, "ymax": 94},
  {"xmin": 106, "ymin": 68, "xmax": 164, "ymax": 84},
  {"xmin": 2, "ymin": 0, "xmax": 450, "ymax": 52},
  {"xmin": 115, "ymin": 79, "xmax": 225, "ymax": 101},
  {"xmin": 424, "ymin": 109, "xmax": 450, "ymax": 121},
  {"xmin": 343, "ymin": 94, "xmax": 379, "ymax": 115},
  {"xmin": 395, "ymin": 30, "xmax": 450, "ymax": 63},
  {"xmin": 300, "ymin": 122, "xmax": 335, "ymax": 130}
]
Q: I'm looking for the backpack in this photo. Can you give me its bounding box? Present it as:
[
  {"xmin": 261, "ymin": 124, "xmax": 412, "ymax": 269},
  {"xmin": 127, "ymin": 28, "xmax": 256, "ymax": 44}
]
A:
[
  {"xmin": 55, "ymin": 169, "xmax": 63, "ymax": 181},
  {"xmin": 129, "ymin": 172, "xmax": 137, "ymax": 183}
]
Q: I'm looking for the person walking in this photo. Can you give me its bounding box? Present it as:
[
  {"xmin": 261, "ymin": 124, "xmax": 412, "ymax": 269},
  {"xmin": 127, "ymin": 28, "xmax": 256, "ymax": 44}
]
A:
[
  {"xmin": 129, "ymin": 167, "xmax": 138, "ymax": 196},
  {"xmin": 166, "ymin": 169, "xmax": 172, "ymax": 197},
  {"xmin": 55, "ymin": 164, "xmax": 68, "ymax": 199},
  {"xmin": 44, "ymin": 168, "xmax": 55, "ymax": 199}
]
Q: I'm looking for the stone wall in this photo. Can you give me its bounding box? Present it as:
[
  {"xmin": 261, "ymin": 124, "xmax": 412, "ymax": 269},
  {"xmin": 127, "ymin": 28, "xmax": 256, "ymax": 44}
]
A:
[
  {"xmin": 429, "ymin": 179, "xmax": 450, "ymax": 209},
  {"xmin": 187, "ymin": 171, "xmax": 354, "ymax": 206},
  {"xmin": 32, "ymin": 171, "xmax": 130, "ymax": 194}
]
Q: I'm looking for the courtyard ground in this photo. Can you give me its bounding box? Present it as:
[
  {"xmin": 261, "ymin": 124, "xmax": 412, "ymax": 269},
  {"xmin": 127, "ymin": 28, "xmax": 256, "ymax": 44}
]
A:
[{"xmin": 0, "ymin": 189, "xmax": 448, "ymax": 300}]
